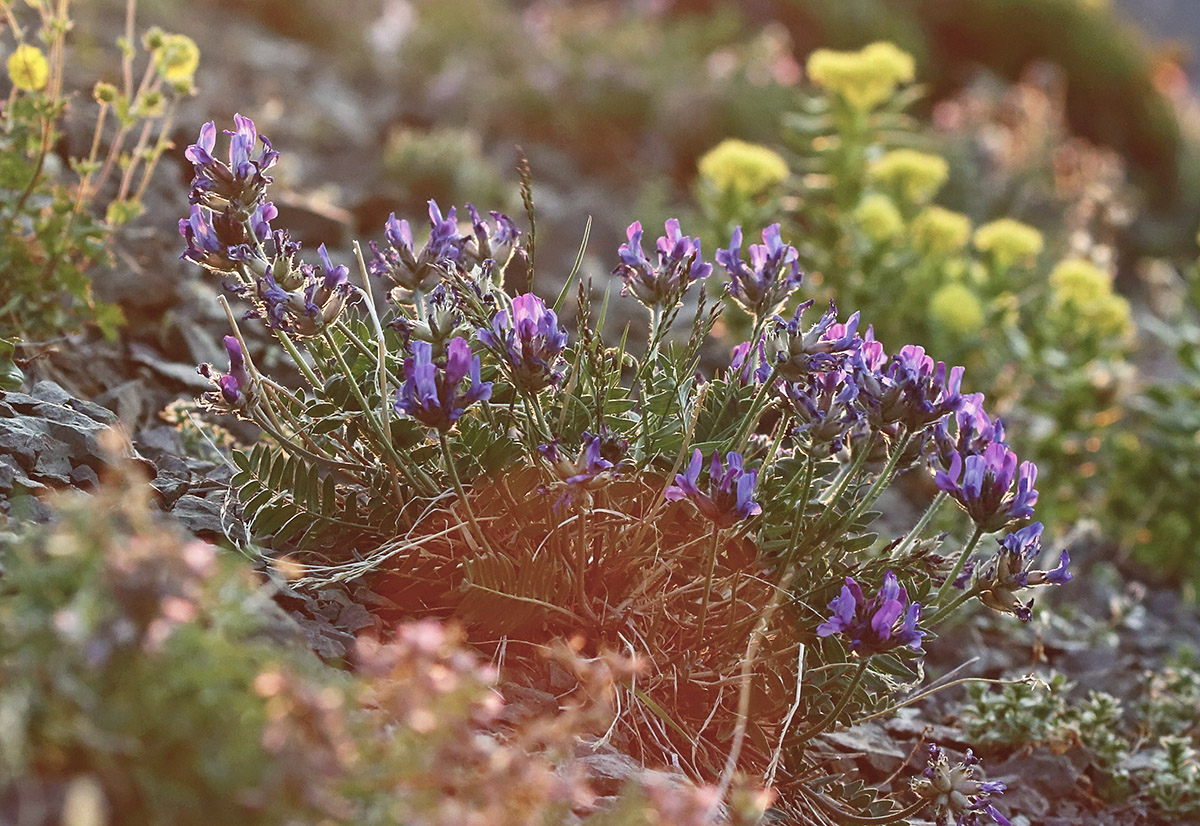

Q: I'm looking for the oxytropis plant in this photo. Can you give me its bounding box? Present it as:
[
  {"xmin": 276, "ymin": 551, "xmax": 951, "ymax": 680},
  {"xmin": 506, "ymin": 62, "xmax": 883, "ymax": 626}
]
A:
[{"xmin": 181, "ymin": 116, "xmax": 1069, "ymax": 824}]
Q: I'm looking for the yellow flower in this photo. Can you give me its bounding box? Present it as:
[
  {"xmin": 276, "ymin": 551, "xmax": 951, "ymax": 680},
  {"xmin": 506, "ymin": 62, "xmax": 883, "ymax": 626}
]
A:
[
  {"xmin": 1048, "ymin": 259, "xmax": 1132, "ymax": 340},
  {"xmin": 854, "ymin": 193, "xmax": 903, "ymax": 243},
  {"xmin": 973, "ymin": 218, "xmax": 1044, "ymax": 270},
  {"xmin": 154, "ymin": 33, "xmax": 200, "ymax": 86},
  {"xmin": 929, "ymin": 283, "xmax": 985, "ymax": 336},
  {"xmin": 698, "ymin": 139, "xmax": 789, "ymax": 199},
  {"xmin": 867, "ymin": 149, "xmax": 948, "ymax": 203},
  {"xmin": 7, "ymin": 43, "xmax": 49, "ymax": 92},
  {"xmin": 911, "ymin": 206, "xmax": 971, "ymax": 256},
  {"xmin": 806, "ymin": 42, "xmax": 915, "ymax": 111}
]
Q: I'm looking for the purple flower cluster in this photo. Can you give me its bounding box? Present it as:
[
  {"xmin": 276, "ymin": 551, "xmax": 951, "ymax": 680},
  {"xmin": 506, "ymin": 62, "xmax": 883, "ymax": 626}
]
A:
[
  {"xmin": 912, "ymin": 745, "xmax": 1010, "ymax": 826},
  {"xmin": 665, "ymin": 449, "xmax": 761, "ymax": 528},
  {"xmin": 716, "ymin": 224, "xmax": 804, "ymax": 318},
  {"xmin": 613, "ymin": 219, "xmax": 712, "ymax": 308},
  {"xmin": 817, "ymin": 571, "xmax": 924, "ymax": 656},
  {"xmin": 976, "ymin": 522, "xmax": 1071, "ymax": 621},
  {"xmin": 538, "ymin": 431, "xmax": 624, "ymax": 509},
  {"xmin": 369, "ymin": 201, "xmax": 465, "ymax": 293},
  {"xmin": 245, "ymin": 244, "xmax": 354, "ymax": 337},
  {"xmin": 184, "ymin": 115, "xmax": 278, "ymax": 214},
  {"xmin": 477, "ymin": 293, "xmax": 569, "ymax": 393},
  {"xmin": 934, "ymin": 393, "xmax": 1006, "ymax": 468},
  {"xmin": 854, "ymin": 343, "xmax": 965, "ymax": 431},
  {"xmin": 783, "ymin": 368, "xmax": 862, "ymax": 458},
  {"xmin": 935, "ymin": 442, "xmax": 1038, "ymax": 533},
  {"xmin": 462, "ymin": 204, "xmax": 521, "ymax": 269},
  {"xmin": 198, "ymin": 336, "xmax": 251, "ymax": 411},
  {"xmin": 394, "ymin": 338, "xmax": 492, "ymax": 432},
  {"xmin": 730, "ymin": 339, "xmax": 771, "ymax": 386},
  {"xmin": 765, "ymin": 300, "xmax": 861, "ymax": 382}
]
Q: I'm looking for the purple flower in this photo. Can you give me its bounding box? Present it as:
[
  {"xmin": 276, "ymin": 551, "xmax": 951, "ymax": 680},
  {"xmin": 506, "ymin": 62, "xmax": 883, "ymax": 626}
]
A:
[
  {"xmin": 391, "ymin": 284, "xmax": 464, "ymax": 352},
  {"xmin": 394, "ymin": 337, "xmax": 491, "ymax": 431},
  {"xmin": 913, "ymin": 745, "xmax": 1011, "ymax": 826},
  {"xmin": 854, "ymin": 343, "xmax": 965, "ymax": 431},
  {"xmin": 538, "ymin": 431, "xmax": 624, "ymax": 509},
  {"xmin": 613, "ymin": 219, "xmax": 712, "ymax": 307},
  {"xmin": 463, "ymin": 204, "xmax": 521, "ymax": 267},
  {"xmin": 477, "ymin": 293, "xmax": 569, "ymax": 392},
  {"xmin": 934, "ymin": 392, "xmax": 1006, "ymax": 468},
  {"xmin": 242, "ymin": 244, "xmax": 354, "ymax": 337},
  {"xmin": 184, "ymin": 114, "xmax": 278, "ymax": 213},
  {"xmin": 369, "ymin": 201, "xmax": 466, "ymax": 292},
  {"xmin": 817, "ymin": 571, "xmax": 924, "ymax": 656},
  {"xmin": 765, "ymin": 300, "xmax": 861, "ymax": 382},
  {"xmin": 783, "ymin": 369, "xmax": 862, "ymax": 458},
  {"xmin": 976, "ymin": 522, "xmax": 1072, "ymax": 622},
  {"xmin": 178, "ymin": 204, "xmax": 257, "ymax": 273},
  {"xmin": 716, "ymin": 224, "xmax": 804, "ymax": 318},
  {"xmin": 665, "ymin": 449, "xmax": 761, "ymax": 528},
  {"xmin": 934, "ymin": 442, "xmax": 1039, "ymax": 533},
  {"xmin": 198, "ymin": 335, "xmax": 251, "ymax": 410},
  {"xmin": 730, "ymin": 339, "xmax": 771, "ymax": 386}
]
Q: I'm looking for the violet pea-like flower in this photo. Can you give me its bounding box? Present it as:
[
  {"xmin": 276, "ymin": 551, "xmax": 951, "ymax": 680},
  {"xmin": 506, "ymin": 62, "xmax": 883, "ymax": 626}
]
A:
[
  {"xmin": 178, "ymin": 204, "xmax": 257, "ymax": 273},
  {"xmin": 912, "ymin": 745, "xmax": 1011, "ymax": 826},
  {"xmin": 184, "ymin": 114, "xmax": 278, "ymax": 213},
  {"xmin": 765, "ymin": 300, "xmax": 861, "ymax": 382},
  {"xmin": 477, "ymin": 292, "xmax": 569, "ymax": 393},
  {"xmin": 462, "ymin": 204, "xmax": 521, "ymax": 268},
  {"xmin": 716, "ymin": 224, "xmax": 804, "ymax": 319},
  {"xmin": 935, "ymin": 442, "xmax": 1038, "ymax": 533},
  {"xmin": 730, "ymin": 339, "xmax": 771, "ymax": 386},
  {"xmin": 613, "ymin": 219, "xmax": 712, "ymax": 308},
  {"xmin": 198, "ymin": 335, "xmax": 252, "ymax": 411},
  {"xmin": 369, "ymin": 200, "xmax": 466, "ymax": 293},
  {"xmin": 855, "ymin": 343, "xmax": 965, "ymax": 432},
  {"xmin": 665, "ymin": 449, "xmax": 761, "ymax": 528},
  {"xmin": 934, "ymin": 392, "xmax": 1006, "ymax": 468},
  {"xmin": 783, "ymin": 369, "xmax": 863, "ymax": 458},
  {"xmin": 976, "ymin": 522, "xmax": 1071, "ymax": 622},
  {"xmin": 816, "ymin": 571, "xmax": 924, "ymax": 656},
  {"xmin": 538, "ymin": 431, "xmax": 624, "ymax": 509},
  {"xmin": 394, "ymin": 337, "xmax": 492, "ymax": 432}
]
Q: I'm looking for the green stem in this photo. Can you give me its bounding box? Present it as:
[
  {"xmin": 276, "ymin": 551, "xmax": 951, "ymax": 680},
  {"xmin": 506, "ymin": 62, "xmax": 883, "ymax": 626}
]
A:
[
  {"xmin": 794, "ymin": 658, "xmax": 869, "ymax": 742},
  {"xmin": 893, "ymin": 490, "xmax": 947, "ymax": 559},
  {"xmin": 841, "ymin": 432, "xmax": 912, "ymax": 530},
  {"xmin": 277, "ymin": 330, "xmax": 323, "ymax": 392},
  {"xmin": 575, "ymin": 506, "xmax": 596, "ymax": 622},
  {"xmin": 697, "ymin": 521, "xmax": 723, "ymax": 643},
  {"xmin": 934, "ymin": 525, "xmax": 985, "ymax": 607},
  {"xmin": 732, "ymin": 366, "xmax": 778, "ymax": 453},
  {"xmin": 925, "ymin": 584, "xmax": 980, "ymax": 627},
  {"xmin": 439, "ymin": 431, "xmax": 494, "ymax": 556}
]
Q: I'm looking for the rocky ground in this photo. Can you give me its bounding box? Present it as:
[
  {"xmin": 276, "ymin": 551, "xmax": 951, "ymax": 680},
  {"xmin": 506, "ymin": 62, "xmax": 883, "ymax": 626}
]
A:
[{"xmin": 5, "ymin": 1, "xmax": 1200, "ymax": 824}]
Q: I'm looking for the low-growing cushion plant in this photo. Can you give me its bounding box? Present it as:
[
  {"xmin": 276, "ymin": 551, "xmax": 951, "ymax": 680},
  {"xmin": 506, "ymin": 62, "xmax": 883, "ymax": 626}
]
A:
[{"xmin": 177, "ymin": 114, "xmax": 1073, "ymax": 823}]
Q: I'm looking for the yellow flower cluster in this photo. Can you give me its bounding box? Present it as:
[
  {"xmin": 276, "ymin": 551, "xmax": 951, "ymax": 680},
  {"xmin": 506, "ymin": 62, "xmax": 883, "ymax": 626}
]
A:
[
  {"xmin": 154, "ymin": 33, "xmax": 200, "ymax": 86},
  {"xmin": 854, "ymin": 193, "xmax": 903, "ymax": 243},
  {"xmin": 868, "ymin": 149, "xmax": 948, "ymax": 203},
  {"xmin": 1048, "ymin": 259, "xmax": 1132, "ymax": 340},
  {"xmin": 806, "ymin": 42, "xmax": 915, "ymax": 111},
  {"xmin": 911, "ymin": 206, "xmax": 972, "ymax": 256},
  {"xmin": 973, "ymin": 218, "xmax": 1044, "ymax": 270},
  {"xmin": 698, "ymin": 139, "xmax": 789, "ymax": 199},
  {"xmin": 929, "ymin": 282, "xmax": 985, "ymax": 336},
  {"xmin": 7, "ymin": 43, "xmax": 49, "ymax": 92}
]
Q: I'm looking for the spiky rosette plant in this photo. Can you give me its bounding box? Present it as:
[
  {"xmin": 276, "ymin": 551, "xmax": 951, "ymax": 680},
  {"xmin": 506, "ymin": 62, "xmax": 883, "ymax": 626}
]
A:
[{"xmin": 181, "ymin": 117, "xmax": 1062, "ymax": 825}]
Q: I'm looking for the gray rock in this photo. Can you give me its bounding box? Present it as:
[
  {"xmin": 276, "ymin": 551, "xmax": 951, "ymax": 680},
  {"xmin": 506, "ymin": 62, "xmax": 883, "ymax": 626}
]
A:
[
  {"xmin": 170, "ymin": 494, "xmax": 247, "ymax": 543},
  {"xmin": 822, "ymin": 722, "xmax": 910, "ymax": 774}
]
